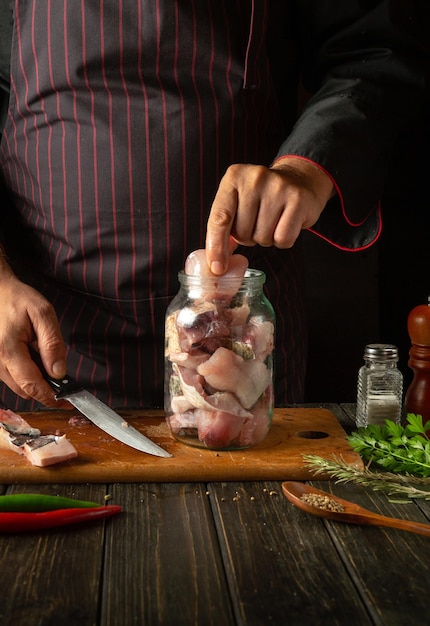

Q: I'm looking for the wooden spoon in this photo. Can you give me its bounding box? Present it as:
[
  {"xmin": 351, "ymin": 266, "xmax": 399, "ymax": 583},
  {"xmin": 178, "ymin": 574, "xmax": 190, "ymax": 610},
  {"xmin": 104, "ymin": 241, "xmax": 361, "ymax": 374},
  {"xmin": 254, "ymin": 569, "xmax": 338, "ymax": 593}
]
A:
[{"xmin": 282, "ymin": 481, "xmax": 430, "ymax": 538}]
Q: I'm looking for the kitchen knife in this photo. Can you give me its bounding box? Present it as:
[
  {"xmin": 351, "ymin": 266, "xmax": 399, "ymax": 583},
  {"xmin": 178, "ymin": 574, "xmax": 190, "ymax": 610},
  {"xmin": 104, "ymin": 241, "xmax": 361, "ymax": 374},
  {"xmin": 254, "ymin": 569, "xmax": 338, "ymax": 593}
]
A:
[{"xmin": 45, "ymin": 374, "xmax": 172, "ymax": 458}]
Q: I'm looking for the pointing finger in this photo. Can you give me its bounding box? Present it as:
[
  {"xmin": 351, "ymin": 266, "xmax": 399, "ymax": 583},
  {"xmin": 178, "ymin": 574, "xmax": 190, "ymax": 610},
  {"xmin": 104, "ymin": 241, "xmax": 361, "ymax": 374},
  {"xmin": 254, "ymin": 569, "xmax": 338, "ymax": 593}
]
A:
[{"xmin": 205, "ymin": 185, "xmax": 238, "ymax": 276}]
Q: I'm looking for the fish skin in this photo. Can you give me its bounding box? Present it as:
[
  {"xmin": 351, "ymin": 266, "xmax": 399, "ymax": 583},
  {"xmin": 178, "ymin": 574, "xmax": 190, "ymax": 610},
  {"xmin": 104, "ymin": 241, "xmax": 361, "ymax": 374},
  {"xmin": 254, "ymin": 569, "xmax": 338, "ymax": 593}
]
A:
[{"xmin": 0, "ymin": 408, "xmax": 78, "ymax": 467}]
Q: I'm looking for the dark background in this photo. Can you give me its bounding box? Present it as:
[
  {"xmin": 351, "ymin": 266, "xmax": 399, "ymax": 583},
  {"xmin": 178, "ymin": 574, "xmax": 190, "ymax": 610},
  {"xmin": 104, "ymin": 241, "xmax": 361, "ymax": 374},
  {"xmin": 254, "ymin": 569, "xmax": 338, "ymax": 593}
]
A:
[{"xmin": 303, "ymin": 109, "xmax": 429, "ymax": 402}]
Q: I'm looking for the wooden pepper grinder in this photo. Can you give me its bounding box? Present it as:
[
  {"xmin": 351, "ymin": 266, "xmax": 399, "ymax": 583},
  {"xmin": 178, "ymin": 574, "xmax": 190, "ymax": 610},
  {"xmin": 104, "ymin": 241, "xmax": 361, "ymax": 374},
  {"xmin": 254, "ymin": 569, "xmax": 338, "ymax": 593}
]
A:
[{"xmin": 404, "ymin": 297, "xmax": 430, "ymax": 422}]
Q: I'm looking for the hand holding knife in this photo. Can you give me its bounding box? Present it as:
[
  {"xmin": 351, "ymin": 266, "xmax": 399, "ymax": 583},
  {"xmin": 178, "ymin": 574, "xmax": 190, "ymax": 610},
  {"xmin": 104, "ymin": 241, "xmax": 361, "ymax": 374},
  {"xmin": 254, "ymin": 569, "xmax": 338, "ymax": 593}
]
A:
[{"xmin": 32, "ymin": 351, "xmax": 172, "ymax": 458}]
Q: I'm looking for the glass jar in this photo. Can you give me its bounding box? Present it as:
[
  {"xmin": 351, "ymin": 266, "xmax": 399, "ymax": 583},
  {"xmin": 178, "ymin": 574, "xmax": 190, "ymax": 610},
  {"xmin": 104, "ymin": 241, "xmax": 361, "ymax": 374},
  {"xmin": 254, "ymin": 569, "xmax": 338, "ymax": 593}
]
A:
[
  {"xmin": 164, "ymin": 268, "xmax": 275, "ymax": 450},
  {"xmin": 355, "ymin": 343, "xmax": 403, "ymax": 427}
]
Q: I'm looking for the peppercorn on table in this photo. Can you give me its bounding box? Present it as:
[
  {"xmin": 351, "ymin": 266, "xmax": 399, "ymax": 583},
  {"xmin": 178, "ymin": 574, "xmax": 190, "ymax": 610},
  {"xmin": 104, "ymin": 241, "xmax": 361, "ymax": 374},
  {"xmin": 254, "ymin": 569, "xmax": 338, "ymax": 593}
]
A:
[{"xmin": 1, "ymin": 404, "xmax": 429, "ymax": 626}]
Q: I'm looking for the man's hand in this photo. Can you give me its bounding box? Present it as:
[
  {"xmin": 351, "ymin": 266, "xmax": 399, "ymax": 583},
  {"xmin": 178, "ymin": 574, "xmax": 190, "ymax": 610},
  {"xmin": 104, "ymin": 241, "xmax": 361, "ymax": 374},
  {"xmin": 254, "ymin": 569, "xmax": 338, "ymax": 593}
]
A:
[
  {"xmin": 0, "ymin": 258, "xmax": 67, "ymax": 407},
  {"xmin": 205, "ymin": 156, "xmax": 335, "ymax": 275}
]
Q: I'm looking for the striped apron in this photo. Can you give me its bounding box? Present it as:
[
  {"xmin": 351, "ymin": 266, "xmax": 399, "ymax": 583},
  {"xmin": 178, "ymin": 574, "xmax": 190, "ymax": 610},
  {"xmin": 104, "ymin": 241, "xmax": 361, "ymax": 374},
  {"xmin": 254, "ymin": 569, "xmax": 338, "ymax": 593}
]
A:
[{"xmin": 0, "ymin": 0, "xmax": 306, "ymax": 409}]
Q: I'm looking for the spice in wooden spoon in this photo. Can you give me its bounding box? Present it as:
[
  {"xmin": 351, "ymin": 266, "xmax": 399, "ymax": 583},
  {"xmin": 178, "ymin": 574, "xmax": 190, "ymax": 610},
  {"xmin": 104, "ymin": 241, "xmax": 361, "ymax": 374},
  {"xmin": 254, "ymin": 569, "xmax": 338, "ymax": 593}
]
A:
[
  {"xmin": 299, "ymin": 492, "xmax": 345, "ymax": 513},
  {"xmin": 282, "ymin": 481, "xmax": 430, "ymax": 538}
]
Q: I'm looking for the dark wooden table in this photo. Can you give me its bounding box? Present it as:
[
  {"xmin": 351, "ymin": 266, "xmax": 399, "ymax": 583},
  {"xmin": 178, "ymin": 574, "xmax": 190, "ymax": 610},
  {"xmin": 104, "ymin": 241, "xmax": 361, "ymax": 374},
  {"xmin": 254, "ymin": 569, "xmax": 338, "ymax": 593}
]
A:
[{"xmin": 1, "ymin": 404, "xmax": 429, "ymax": 626}]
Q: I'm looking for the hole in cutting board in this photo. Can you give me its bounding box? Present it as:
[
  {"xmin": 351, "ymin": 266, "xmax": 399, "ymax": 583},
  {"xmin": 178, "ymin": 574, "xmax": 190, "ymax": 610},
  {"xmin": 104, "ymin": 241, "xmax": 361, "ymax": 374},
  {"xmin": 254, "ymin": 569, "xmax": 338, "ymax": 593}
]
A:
[{"xmin": 296, "ymin": 430, "xmax": 329, "ymax": 439}]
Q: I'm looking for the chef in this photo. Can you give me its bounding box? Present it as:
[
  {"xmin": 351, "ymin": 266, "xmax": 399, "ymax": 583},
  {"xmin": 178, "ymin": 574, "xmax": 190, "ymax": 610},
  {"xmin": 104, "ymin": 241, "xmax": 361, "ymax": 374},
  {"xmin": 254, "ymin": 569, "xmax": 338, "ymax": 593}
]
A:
[{"xmin": 0, "ymin": 1, "xmax": 427, "ymax": 410}]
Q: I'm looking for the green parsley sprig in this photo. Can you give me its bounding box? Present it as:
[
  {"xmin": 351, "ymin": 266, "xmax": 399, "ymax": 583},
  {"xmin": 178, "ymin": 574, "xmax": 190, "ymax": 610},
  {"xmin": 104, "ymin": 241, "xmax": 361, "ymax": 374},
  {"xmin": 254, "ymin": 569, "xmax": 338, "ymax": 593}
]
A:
[{"xmin": 347, "ymin": 413, "xmax": 430, "ymax": 478}]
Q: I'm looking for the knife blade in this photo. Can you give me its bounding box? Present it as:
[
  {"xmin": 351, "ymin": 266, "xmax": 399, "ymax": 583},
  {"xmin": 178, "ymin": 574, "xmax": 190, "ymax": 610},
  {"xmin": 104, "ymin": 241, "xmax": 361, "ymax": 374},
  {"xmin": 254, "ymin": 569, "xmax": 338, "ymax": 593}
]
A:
[{"xmin": 45, "ymin": 374, "xmax": 172, "ymax": 458}]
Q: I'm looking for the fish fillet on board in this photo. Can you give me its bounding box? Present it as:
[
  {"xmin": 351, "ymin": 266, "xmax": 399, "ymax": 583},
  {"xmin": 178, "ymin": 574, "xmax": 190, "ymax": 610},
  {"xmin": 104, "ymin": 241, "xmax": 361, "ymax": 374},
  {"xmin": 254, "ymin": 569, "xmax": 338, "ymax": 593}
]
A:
[{"xmin": 0, "ymin": 408, "xmax": 77, "ymax": 467}]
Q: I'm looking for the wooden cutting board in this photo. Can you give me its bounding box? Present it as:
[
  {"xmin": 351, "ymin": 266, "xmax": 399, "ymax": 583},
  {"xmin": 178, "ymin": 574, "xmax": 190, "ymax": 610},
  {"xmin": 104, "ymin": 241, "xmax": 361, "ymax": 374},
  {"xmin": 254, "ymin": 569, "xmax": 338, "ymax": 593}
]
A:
[{"xmin": 0, "ymin": 407, "xmax": 363, "ymax": 483}]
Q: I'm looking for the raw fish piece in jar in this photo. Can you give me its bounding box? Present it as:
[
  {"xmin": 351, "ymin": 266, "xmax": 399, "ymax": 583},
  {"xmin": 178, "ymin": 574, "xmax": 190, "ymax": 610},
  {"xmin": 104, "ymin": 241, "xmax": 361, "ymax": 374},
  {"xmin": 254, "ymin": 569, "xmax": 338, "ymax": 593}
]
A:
[
  {"xmin": 168, "ymin": 411, "xmax": 197, "ymax": 437},
  {"xmin": 176, "ymin": 304, "xmax": 232, "ymax": 354},
  {"xmin": 236, "ymin": 392, "xmax": 273, "ymax": 447},
  {"xmin": 168, "ymin": 351, "xmax": 210, "ymax": 370},
  {"xmin": 194, "ymin": 408, "xmax": 246, "ymax": 449},
  {"xmin": 204, "ymin": 392, "xmax": 252, "ymax": 417},
  {"xmin": 170, "ymin": 395, "xmax": 195, "ymax": 414},
  {"xmin": 172, "ymin": 365, "xmax": 251, "ymax": 418},
  {"xmin": 184, "ymin": 249, "xmax": 248, "ymax": 299},
  {"xmin": 197, "ymin": 347, "xmax": 271, "ymax": 409},
  {"xmin": 245, "ymin": 319, "xmax": 275, "ymax": 361}
]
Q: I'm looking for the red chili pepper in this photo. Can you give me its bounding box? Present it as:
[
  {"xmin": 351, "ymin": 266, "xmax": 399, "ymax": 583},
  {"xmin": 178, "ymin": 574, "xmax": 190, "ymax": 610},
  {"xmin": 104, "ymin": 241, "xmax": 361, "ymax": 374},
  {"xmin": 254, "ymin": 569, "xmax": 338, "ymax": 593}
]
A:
[{"xmin": 0, "ymin": 505, "xmax": 122, "ymax": 533}]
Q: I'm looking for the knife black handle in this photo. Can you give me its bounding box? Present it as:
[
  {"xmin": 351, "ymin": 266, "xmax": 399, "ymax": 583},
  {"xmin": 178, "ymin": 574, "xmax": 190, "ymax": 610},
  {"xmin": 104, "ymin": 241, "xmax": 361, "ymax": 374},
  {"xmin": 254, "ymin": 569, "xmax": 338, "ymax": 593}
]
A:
[
  {"xmin": 30, "ymin": 348, "xmax": 83, "ymax": 398},
  {"xmin": 45, "ymin": 374, "xmax": 83, "ymax": 398}
]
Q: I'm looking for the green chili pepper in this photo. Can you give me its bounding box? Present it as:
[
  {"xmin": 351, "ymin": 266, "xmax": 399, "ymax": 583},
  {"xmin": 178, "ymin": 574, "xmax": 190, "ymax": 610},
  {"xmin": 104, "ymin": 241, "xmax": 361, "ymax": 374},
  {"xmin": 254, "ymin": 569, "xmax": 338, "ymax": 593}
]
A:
[
  {"xmin": 0, "ymin": 505, "xmax": 122, "ymax": 533},
  {"xmin": 0, "ymin": 494, "xmax": 102, "ymax": 512}
]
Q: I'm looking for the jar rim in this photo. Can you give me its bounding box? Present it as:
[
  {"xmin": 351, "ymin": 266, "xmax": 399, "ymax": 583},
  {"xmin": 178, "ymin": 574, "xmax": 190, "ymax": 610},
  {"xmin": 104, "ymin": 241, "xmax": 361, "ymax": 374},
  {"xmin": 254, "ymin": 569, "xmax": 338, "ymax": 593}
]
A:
[{"xmin": 178, "ymin": 268, "xmax": 266, "ymax": 285}]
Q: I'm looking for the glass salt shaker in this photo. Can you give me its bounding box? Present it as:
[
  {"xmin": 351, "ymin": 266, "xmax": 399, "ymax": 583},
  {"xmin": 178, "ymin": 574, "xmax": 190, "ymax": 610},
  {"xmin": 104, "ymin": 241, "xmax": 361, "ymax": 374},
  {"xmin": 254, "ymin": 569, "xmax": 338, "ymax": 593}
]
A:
[
  {"xmin": 164, "ymin": 268, "xmax": 275, "ymax": 450},
  {"xmin": 355, "ymin": 343, "xmax": 403, "ymax": 427}
]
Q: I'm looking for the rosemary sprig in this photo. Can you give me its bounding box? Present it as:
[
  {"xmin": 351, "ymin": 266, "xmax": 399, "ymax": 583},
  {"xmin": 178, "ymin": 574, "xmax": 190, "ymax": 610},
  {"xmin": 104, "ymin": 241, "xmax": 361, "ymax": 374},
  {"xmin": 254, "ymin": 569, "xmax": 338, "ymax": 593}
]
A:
[{"xmin": 303, "ymin": 454, "xmax": 430, "ymax": 501}]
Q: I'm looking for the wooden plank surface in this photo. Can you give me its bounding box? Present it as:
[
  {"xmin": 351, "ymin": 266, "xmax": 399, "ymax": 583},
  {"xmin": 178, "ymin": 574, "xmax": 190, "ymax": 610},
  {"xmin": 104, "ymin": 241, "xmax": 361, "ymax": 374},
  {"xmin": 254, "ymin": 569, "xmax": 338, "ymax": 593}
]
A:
[
  {"xmin": 101, "ymin": 483, "xmax": 235, "ymax": 626},
  {"xmin": 0, "ymin": 483, "xmax": 109, "ymax": 626},
  {"xmin": 2, "ymin": 404, "xmax": 428, "ymax": 626},
  {"xmin": 0, "ymin": 407, "xmax": 363, "ymax": 483},
  {"xmin": 309, "ymin": 480, "xmax": 430, "ymax": 626},
  {"xmin": 209, "ymin": 480, "xmax": 372, "ymax": 625},
  {"xmin": 2, "ymin": 479, "xmax": 429, "ymax": 626}
]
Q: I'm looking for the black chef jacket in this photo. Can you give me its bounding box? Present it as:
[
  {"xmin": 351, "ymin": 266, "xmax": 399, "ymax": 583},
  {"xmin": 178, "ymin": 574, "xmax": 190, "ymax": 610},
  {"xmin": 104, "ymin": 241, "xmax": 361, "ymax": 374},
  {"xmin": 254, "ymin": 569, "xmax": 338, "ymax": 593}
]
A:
[{"xmin": 0, "ymin": 1, "xmax": 427, "ymax": 409}]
